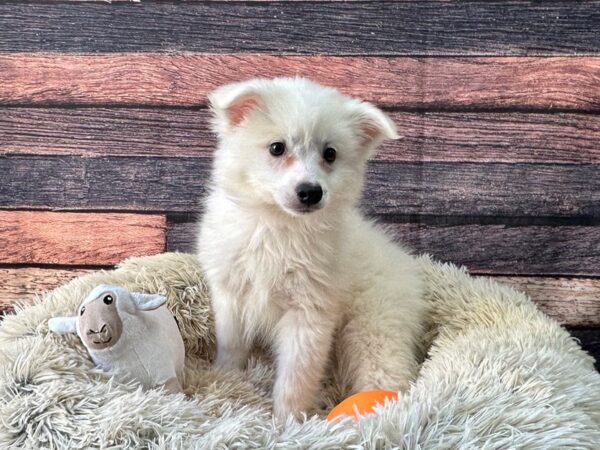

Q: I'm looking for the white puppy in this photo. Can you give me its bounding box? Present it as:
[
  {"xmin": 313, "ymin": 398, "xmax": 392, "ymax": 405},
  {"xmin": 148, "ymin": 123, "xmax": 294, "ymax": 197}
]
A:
[{"xmin": 198, "ymin": 78, "xmax": 426, "ymax": 420}]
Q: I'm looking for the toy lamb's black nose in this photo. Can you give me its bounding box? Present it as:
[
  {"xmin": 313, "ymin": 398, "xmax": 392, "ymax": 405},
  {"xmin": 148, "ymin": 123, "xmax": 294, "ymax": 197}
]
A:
[{"xmin": 296, "ymin": 183, "xmax": 323, "ymax": 206}]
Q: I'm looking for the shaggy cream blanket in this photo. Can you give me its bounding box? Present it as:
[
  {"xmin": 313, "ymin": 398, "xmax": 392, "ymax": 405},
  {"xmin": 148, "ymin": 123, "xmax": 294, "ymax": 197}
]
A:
[{"xmin": 0, "ymin": 253, "xmax": 599, "ymax": 449}]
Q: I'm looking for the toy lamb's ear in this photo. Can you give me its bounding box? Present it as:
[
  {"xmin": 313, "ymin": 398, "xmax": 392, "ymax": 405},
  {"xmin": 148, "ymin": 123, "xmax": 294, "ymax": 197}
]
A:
[
  {"xmin": 48, "ymin": 316, "xmax": 77, "ymax": 334},
  {"xmin": 130, "ymin": 292, "xmax": 167, "ymax": 311},
  {"xmin": 209, "ymin": 80, "xmax": 264, "ymax": 132},
  {"xmin": 353, "ymin": 102, "xmax": 400, "ymax": 149}
]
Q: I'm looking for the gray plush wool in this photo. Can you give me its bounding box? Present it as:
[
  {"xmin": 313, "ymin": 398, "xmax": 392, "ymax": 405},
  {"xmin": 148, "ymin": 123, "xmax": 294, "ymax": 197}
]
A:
[{"xmin": 0, "ymin": 253, "xmax": 599, "ymax": 449}]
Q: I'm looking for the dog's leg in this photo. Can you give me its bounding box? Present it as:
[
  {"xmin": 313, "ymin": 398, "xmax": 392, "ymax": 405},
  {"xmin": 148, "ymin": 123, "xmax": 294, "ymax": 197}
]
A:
[
  {"xmin": 335, "ymin": 294, "xmax": 424, "ymax": 395},
  {"xmin": 272, "ymin": 309, "xmax": 335, "ymax": 421},
  {"xmin": 212, "ymin": 286, "xmax": 249, "ymax": 371}
]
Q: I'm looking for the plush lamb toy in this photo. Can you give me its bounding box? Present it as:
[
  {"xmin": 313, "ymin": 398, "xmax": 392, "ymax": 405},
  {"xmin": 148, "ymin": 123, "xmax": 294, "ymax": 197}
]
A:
[{"xmin": 48, "ymin": 284, "xmax": 185, "ymax": 393}]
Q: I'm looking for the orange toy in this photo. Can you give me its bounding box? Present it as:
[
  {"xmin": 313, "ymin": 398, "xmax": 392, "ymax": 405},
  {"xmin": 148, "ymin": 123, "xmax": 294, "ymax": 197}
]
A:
[{"xmin": 326, "ymin": 390, "xmax": 399, "ymax": 421}]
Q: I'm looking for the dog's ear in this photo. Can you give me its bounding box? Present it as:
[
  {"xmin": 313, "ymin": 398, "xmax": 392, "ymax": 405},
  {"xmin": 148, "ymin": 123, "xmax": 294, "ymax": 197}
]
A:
[
  {"xmin": 353, "ymin": 102, "xmax": 400, "ymax": 149},
  {"xmin": 208, "ymin": 80, "xmax": 264, "ymax": 133}
]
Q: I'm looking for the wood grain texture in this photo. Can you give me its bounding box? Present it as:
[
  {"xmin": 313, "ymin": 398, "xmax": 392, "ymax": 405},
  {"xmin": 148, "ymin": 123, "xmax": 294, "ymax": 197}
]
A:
[
  {"xmin": 0, "ymin": 264, "xmax": 597, "ymax": 327},
  {"xmin": 494, "ymin": 276, "xmax": 600, "ymax": 326},
  {"xmin": 2, "ymin": 54, "xmax": 599, "ymax": 109},
  {"xmin": 568, "ymin": 327, "xmax": 600, "ymax": 369},
  {"xmin": 3, "ymin": 108, "xmax": 599, "ymax": 163},
  {"xmin": 1, "ymin": 2, "xmax": 599, "ymax": 54},
  {"xmin": 365, "ymin": 162, "xmax": 600, "ymax": 218},
  {"xmin": 167, "ymin": 221, "xmax": 600, "ymax": 276},
  {"xmin": 0, "ymin": 211, "xmax": 166, "ymax": 265},
  {"xmin": 167, "ymin": 221, "xmax": 198, "ymax": 255},
  {"xmin": 0, "ymin": 108, "xmax": 211, "ymax": 157},
  {"xmin": 1, "ymin": 156, "xmax": 598, "ymax": 218},
  {"xmin": 0, "ymin": 267, "xmax": 92, "ymax": 310},
  {"xmin": 393, "ymin": 223, "xmax": 600, "ymax": 276}
]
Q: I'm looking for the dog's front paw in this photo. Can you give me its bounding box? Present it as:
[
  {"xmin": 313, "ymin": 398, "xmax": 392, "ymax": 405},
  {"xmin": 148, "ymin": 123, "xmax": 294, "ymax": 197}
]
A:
[
  {"xmin": 272, "ymin": 383, "xmax": 309, "ymax": 422},
  {"xmin": 273, "ymin": 400, "xmax": 304, "ymax": 423}
]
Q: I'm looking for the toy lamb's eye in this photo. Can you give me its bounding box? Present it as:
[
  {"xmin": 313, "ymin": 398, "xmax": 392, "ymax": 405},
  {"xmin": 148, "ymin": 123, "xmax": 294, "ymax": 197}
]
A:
[
  {"xmin": 80, "ymin": 306, "xmax": 86, "ymax": 315},
  {"xmin": 323, "ymin": 147, "xmax": 337, "ymax": 163},
  {"xmin": 103, "ymin": 295, "xmax": 113, "ymax": 305},
  {"xmin": 269, "ymin": 142, "xmax": 286, "ymax": 157}
]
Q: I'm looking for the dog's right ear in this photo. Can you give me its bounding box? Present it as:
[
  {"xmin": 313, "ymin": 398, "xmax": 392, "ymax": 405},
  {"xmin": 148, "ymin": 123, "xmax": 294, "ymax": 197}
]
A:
[{"xmin": 208, "ymin": 80, "xmax": 263, "ymax": 133}]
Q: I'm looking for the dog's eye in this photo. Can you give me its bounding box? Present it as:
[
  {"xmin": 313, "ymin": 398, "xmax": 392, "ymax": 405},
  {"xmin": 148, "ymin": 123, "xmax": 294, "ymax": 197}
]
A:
[
  {"xmin": 80, "ymin": 306, "xmax": 86, "ymax": 315},
  {"xmin": 103, "ymin": 295, "xmax": 113, "ymax": 305},
  {"xmin": 323, "ymin": 147, "xmax": 337, "ymax": 163},
  {"xmin": 269, "ymin": 142, "xmax": 286, "ymax": 157}
]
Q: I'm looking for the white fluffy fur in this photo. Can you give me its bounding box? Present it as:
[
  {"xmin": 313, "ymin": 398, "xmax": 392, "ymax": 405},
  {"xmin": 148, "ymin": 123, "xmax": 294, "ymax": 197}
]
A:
[
  {"xmin": 198, "ymin": 78, "xmax": 427, "ymax": 419},
  {"xmin": 1, "ymin": 253, "xmax": 599, "ymax": 449}
]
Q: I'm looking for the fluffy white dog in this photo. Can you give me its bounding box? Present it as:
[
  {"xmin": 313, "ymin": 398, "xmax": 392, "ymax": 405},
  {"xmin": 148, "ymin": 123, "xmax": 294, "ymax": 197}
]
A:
[{"xmin": 198, "ymin": 78, "xmax": 427, "ymax": 420}]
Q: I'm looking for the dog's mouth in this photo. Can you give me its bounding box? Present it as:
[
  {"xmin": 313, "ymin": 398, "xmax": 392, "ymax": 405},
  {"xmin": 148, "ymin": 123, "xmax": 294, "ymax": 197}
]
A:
[
  {"xmin": 92, "ymin": 336, "xmax": 112, "ymax": 345},
  {"xmin": 283, "ymin": 203, "xmax": 324, "ymax": 216}
]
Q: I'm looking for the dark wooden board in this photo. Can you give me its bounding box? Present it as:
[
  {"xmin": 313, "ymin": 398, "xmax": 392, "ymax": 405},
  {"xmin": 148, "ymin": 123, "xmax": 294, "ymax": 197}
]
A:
[
  {"xmin": 2, "ymin": 55, "xmax": 600, "ymax": 110},
  {"xmin": 0, "ymin": 211, "xmax": 166, "ymax": 265},
  {"xmin": 365, "ymin": 162, "xmax": 600, "ymax": 218},
  {"xmin": 1, "ymin": 156, "xmax": 598, "ymax": 218},
  {"xmin": 567, "ymin": 327, "xmax": 600, "ymax": 370},
  {"xmin": 392, "ymin": 223, "xmax": 600, "ymax": 276},
  {"xmin": 1, "ymin": 2, "xmax": 599, "ymax": 54},
  {"xmin": 167, "ymin": 221, "xmax": 198, "ymax": 255},
  {"xmin": 3, "ymin": 108, "xmax": 600, "ymax": 164},
  {"xmin": 166, "ymin": 221, "xmax": 600, "ymax": 276}
]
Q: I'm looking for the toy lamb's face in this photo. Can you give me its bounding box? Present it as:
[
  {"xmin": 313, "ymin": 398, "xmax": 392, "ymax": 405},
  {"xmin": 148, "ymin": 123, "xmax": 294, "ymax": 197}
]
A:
[
  {"xmin": 49, "ymin": 284, "xmax": 167, "ymax": 351},
  {"xmin": 78, "ymin": 290, "xmax": 123, "ymax": 350}
]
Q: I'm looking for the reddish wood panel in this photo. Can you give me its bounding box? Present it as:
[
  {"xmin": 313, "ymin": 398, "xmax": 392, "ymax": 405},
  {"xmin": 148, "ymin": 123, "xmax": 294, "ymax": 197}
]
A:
[
  {"xmin": 0, "ymin": 211, "xmax": 166, "ymax": 265},
  {"xmin": 2, "ymin": 108, "xmax": 599, "ymax": 163},
  {"xmin": 1, "ymin": 55, "xmax": 599, "ymax": 109},
  {"xmin": 0, "ymin": 267, "xmax": 92, "ymax": 310},
  {"xmin": 493, "ymin": 276, "xmax": 600, "ymax": 327}
]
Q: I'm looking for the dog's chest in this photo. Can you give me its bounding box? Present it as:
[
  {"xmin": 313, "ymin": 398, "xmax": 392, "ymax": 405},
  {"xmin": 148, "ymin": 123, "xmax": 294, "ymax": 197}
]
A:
[{"xmin": 225, "ymin": 221, "xmax": 335, "ymax": 313}]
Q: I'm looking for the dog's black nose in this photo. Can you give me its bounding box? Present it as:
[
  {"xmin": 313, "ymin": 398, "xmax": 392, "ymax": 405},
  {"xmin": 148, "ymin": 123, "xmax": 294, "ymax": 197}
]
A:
[{"xmin": 296, "ymin": 183, "xmax": 323, "ymax": 206}]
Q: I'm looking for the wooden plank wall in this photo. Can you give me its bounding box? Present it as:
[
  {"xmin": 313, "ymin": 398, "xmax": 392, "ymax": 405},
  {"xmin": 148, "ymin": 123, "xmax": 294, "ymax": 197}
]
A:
[{"xmin": 0, "ymin": 1, "xmax": 598, "ymax": 365}]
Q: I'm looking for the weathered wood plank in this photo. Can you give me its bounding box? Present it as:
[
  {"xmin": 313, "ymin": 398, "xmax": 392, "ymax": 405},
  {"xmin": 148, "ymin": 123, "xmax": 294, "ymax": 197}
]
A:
[
  {"xmin": 366, "ymin": 162, "xmax": 600, "ymax": 218},
  {"xmin": 393, "ymin": 223, "xmax": 600, "ymax": 276},
  {"xmin": 167, "ymin": 221, "xmax": 600, "ymax": 276},
  {"xmin": 1, "ymin": 2, "xmax": 599, "ymax": 54},
  {"xmin": 493, "ymin": 277, "xmax": 600, "ymax": 327},
  {"xmin": 0, "ymin": 211, "xmax": 166, "ymax": 265},
  {"xmin": 3, "ymin": 108, "xmax": 599, "ymax": 163},
  {"xmin": 0, "ymin": 108, "xmax": 210, "ymax": 157},
  {"xmin": 392, "ymin": 112, "xmax": 600, "ymax": 163},
  {"xmin": 0, "ymin": 263, "xmax": 597, "ymax": 328},
  {"xmin": 2, "ymin": 55, "xmax": 599, "ymax": 109},
  {"xmin": 0, "ymin": 267, "xmax": 92, "ymax": 310},
  {"xmin": 1, "ymin": 156, "xmax": 598, "ymax": 218},
  {"xmin": 567, "ymin": 327, "xmax": 600, "ymax": 369},
  {"xmin": 167, "ymin": 221, "xmax": 198, "ymax": 255}
]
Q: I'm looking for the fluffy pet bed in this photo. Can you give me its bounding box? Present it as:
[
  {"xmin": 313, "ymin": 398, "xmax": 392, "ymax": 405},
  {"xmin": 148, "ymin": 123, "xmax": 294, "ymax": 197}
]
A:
[{"xmin": 1, "ymin": 253, "xmax": 599, "ymax": 449}]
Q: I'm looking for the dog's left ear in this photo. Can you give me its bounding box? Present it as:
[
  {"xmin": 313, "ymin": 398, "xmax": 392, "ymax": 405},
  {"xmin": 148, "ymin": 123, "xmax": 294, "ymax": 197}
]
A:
[
  {"xmin": 353, "ymin": 102, "xmax": 400, "ymax": 149},
  {"xmin": 208, "ymin": 80, "xmax": 264, "ymax": 133}
]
